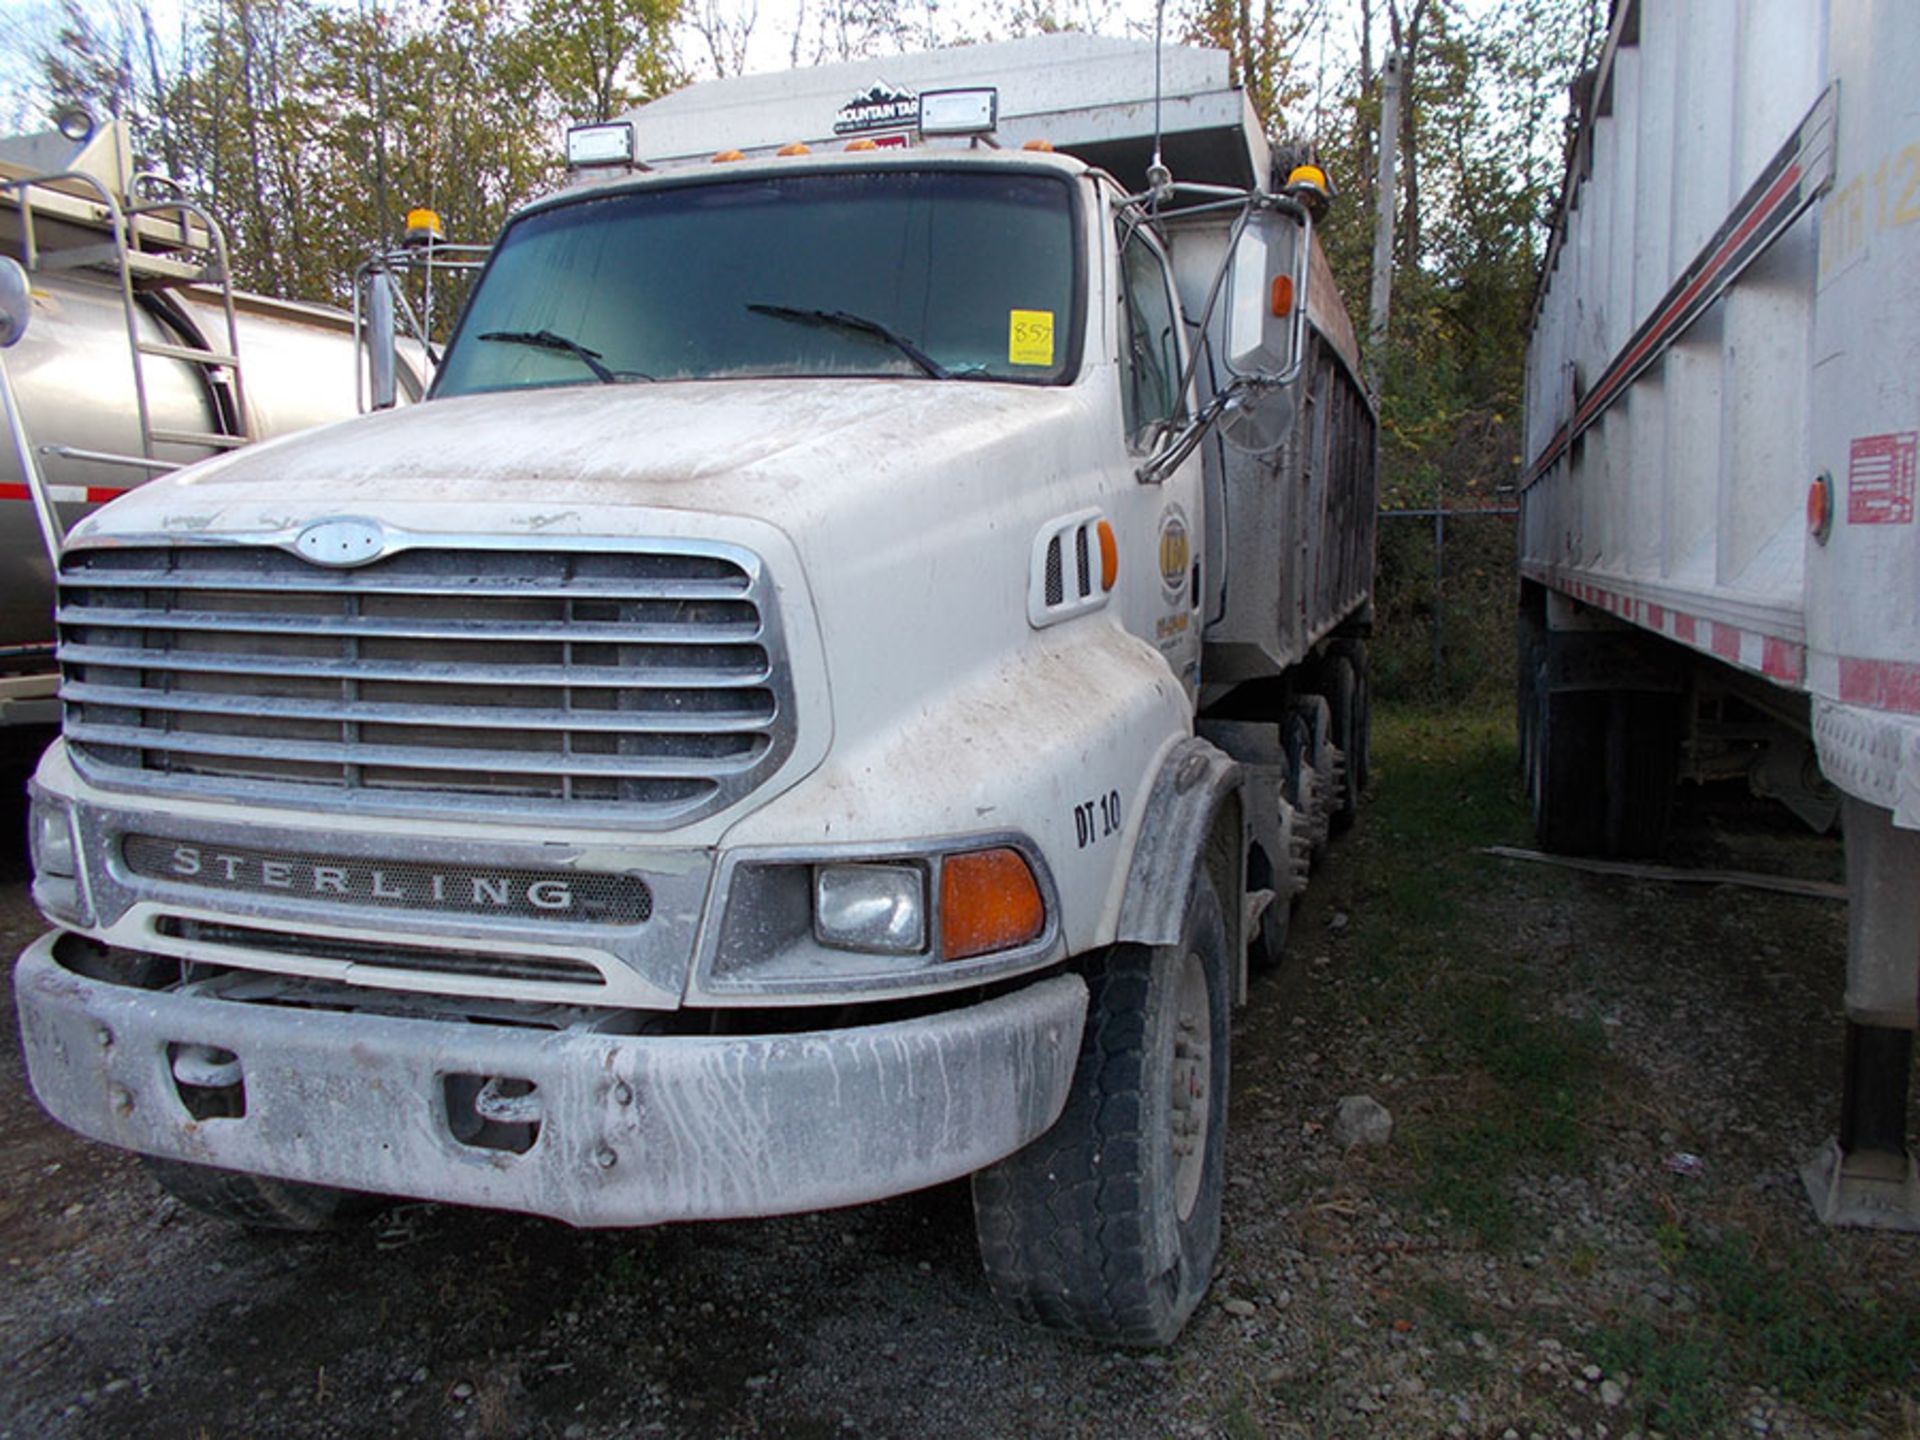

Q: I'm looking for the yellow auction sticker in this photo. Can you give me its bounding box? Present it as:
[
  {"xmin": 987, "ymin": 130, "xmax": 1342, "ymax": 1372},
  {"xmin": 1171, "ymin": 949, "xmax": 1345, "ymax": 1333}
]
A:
[{"xmin": 1008, "ymin": 310, "xmax": 1055, "ymax": 367}]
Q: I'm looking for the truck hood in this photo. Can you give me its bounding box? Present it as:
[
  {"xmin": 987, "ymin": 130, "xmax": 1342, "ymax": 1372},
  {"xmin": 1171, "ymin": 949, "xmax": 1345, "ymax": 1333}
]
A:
[{"xmin": 71, "ymin": 378, "xmax": 1086, "ymax": 539}]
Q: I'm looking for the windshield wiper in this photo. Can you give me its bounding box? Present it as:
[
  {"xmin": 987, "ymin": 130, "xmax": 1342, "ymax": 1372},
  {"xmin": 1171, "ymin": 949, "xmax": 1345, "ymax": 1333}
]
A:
[
  {"xmin": 746, "ymin": 304, "xmax": 950, "ymax": 379},
  {"xmin": 478, "ymin": 329, "xmax": 627, "ymax": 385}
]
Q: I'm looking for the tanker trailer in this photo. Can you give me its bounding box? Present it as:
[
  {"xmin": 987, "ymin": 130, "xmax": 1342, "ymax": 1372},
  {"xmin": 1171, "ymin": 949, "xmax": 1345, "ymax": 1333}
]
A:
[{"xmin": 0, "ymin": 115, "xmax": 424, "ymax": 745}]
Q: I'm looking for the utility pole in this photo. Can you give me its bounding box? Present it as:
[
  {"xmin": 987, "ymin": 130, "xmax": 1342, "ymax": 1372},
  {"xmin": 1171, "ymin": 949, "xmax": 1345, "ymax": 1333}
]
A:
[{"xmin": 1366, "ymin": 49, "xmax": 1401, "ymax": 391}]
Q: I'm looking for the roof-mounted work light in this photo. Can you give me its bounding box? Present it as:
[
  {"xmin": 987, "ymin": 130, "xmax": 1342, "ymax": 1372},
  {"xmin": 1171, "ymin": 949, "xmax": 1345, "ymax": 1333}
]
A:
[
  {"xmin": 918, "ymin": 88, "xmax": 998, "ymax": 138},
  {"xmin": 566, "ymin": 121, "xmax": 637, "ymax": 172}
]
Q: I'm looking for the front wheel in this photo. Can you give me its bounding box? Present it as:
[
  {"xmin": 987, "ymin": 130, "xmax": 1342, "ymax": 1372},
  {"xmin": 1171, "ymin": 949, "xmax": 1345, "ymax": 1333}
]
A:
[
  {"xmin": 143, "ymin": 1157, "xmax": 377, "ymax": 1231},
  {"xmin": 971, "ymin": 876, "xmax": 1230, "ymax": 1346}
]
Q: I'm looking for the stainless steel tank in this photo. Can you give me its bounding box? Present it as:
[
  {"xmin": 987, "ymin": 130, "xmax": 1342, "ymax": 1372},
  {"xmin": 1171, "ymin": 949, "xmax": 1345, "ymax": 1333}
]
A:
[{"xmin": 0, "ymin": 118, "xmax": 420, "ymax": 729}]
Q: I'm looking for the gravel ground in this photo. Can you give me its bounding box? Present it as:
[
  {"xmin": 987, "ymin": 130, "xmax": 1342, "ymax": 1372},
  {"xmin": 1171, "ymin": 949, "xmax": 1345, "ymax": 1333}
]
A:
[{"xmin": 1, "ymin": 710, "xmax": 1916, "ymax": 1439}]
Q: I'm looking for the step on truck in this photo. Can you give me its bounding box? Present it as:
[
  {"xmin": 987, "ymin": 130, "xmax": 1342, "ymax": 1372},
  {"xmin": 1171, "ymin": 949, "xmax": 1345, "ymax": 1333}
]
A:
[
  {"xmin": 1519, "ymin": 0, "xmax": 1920, "ymax": 1228},
  {"xmin": 13, "ymin": 34, "xmax": 1377, "ymax": 1344}
]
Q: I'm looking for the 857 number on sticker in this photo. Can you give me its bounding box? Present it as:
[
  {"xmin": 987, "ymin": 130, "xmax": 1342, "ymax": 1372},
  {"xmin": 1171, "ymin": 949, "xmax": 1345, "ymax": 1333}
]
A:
[{"xmin": 1074, "ymin": 790, "xmax": 1122, "ymax": 849}]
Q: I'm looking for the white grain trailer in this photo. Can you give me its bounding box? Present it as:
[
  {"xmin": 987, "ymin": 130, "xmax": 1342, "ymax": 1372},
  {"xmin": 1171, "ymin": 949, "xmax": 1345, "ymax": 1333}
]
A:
[{"xmin": 1519, "ymin": 0, "xmax": 1920, "ymax": 1229}]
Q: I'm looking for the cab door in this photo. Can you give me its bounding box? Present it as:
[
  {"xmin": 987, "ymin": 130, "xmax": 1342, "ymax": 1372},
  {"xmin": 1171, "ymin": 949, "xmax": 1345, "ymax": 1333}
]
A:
[{"xmin": 1112, "ymin": 211, "xmax": 1205, "ymax": 700}]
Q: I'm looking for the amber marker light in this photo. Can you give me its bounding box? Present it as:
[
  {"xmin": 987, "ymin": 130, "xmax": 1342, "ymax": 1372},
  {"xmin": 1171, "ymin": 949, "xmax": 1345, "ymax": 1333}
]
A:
[
  {"xmin": 1022, "ymin": 139, "xmax": 1055, "ymax": 152},
  {"xmin": 1270, "ymin": 274, "xmax": 1295, "ymax": 317},
  {"xmin": 1097, "ymin": 519, "xmax": 1119, "ymax": 591},
  {"xmin": 845, "ymin": 138, "xmax": 879, "ymax": 152},
  {"xmin": 1807, "ymin": 471, "xmax": 1834, "ymax": 544},
  {"xmin": 712, "ymin": 149, "xmax": 746, "ymax": 163},
  {"xmin": 777, "ymin": 142, "xmax": 811, "ymax": 156},
  {"xmin": 940, "ymin": 848, "xmax": 1045, "ymax": 961}
]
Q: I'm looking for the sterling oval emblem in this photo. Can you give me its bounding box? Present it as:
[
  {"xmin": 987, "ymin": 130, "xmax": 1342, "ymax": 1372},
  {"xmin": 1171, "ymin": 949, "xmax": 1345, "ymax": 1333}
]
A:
[{"xmin": 294, "ymin": 516, "xmax": 386, "ymax": 567}]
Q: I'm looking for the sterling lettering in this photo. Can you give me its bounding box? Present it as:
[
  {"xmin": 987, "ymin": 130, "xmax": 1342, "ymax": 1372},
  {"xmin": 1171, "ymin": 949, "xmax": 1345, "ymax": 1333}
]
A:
[{"xmin": 162, "ymin": 846, "xmax": 576, "ymax": 912}]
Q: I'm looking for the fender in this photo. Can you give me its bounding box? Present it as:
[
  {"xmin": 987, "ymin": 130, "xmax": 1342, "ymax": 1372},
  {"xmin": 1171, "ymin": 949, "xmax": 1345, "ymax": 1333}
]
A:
[{"xmin": 1116, "ymin": 736, "xmax": 1246, "ymax": 968}]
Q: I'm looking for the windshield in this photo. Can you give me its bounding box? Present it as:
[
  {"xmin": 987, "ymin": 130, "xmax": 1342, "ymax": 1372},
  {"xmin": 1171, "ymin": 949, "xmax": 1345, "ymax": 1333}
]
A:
[{"xmin": 432, "ymin": 168, "xmax": 1080, "ymax": 396}]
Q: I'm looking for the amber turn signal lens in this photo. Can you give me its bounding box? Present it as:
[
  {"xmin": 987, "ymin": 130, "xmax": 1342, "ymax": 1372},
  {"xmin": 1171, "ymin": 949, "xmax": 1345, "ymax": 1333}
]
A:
[
  {"xmin": 1270, "ymin": 274, "xmax": 1294, "ymax": 317},
  {"xmin": 1096, "ymin": 519, "xmax": 1119, "ymax": 591},
  {"xmin": 940, "ymin": 848, "xmax": 1044, "ymax": 961},
  {"xmin": 1807, "ymin": 471, "xmax": 1834, "ymax": 544}
]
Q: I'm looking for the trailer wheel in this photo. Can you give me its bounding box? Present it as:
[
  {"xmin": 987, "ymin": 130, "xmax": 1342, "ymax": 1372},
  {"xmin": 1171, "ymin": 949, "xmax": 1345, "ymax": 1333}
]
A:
[
  {"xmin": 142, "ymin": 1157, "xmax": 375, "ymax": 1231},
  {"xmin": 971, "ymin": 875, "xmax": 1230, "ymax": 1347},
  {"xmin": 1603, "ymin": 691, "xmax": 1679, "ymax": 858},
  {"xmin": 1528, "ymin": 673, "xmax": 1608, "ymax": 855},
  {"xmin": 1517, "ymin": 597, "xmax": 1545, "ymax": 787}
]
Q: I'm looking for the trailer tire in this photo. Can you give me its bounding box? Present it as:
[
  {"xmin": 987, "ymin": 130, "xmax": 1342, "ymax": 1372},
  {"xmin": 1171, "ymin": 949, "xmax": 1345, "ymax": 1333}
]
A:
[
  {"xmin": 1529, "ymin": 674, "xmax": 1608, "ymax": 855},
  {"xmin": 971, "ymin": 876, "xmax": 1230, "ymax": 1347},
  {"xmin": 142, "ymin": 1157, "xmax": 375, "ymax": 1231},
  {"xmin": 1603, "ymin": 691, "xmax": 1679, "ymax": 858}
]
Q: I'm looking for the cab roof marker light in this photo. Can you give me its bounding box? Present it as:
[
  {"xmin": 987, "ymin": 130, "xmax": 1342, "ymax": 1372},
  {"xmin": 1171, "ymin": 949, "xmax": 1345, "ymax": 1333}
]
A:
[
  {"xmin": 845, "ymin": 138, "xmax": 880, "ymax": 152},
  {"xmin": 919, "ymin": 88, "xmax": 998, "ymax": 138},
  {"xmin": 712, "ymin": 148, "xmax": 746, "ymax": 163},
  {"xmin": 777, "ymin": 142, "xmax": 811, "ymax": 156},
  {"xmin": 1021, "ymin": 139, "xmax": 1055, "ymax": 153}
]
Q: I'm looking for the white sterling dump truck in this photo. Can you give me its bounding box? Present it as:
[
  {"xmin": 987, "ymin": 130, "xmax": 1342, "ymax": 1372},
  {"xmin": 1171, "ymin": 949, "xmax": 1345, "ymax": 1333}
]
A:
[
  {"xmin": 15, "ymin": 34, "xmax": 1376, "ymax": 1343},
  {"xmin": 1519, "ymin": 1, "xmax": 1920, "ymax": 1228},
  {"xmin": 0, "ymin": 114, "xmax": 406, "ymax": 745}
]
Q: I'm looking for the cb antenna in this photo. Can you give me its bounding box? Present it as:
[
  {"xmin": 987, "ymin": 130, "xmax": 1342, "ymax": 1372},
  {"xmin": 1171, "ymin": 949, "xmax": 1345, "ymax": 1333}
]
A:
[{"xmin": 1147, "ymin": 0, "xmax": 1172, "ymax": 203}]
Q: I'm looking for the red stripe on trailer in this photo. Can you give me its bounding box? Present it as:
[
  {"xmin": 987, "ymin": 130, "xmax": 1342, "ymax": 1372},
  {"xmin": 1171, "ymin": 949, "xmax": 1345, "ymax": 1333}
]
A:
[
  {"xmin": 1521, "ymin": 85, "xmax": 1837, "ymax": 491},
  {"xmin": 1672, "ymin": 613, "xmax": 1696, "ymax": 644},
  {"xmin": 1839, "ymin": 658, "xmax": 1920, "ymax": 715},
  {"xmin": 1710, "ymin": 622, "xmax": 1743, "ymax": 663},
  {"xmin": 1761, "ymin": 636, "xmax": 1804, "ymax": 683},
  {"xmin": 1647, "ymin": 603, "xmax": 1666, "ymax": 629}
]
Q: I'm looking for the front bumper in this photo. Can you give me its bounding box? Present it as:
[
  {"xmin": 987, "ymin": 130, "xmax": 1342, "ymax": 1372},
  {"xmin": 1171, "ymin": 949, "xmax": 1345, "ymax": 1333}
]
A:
[{"xmin": 15, "ymin": 933, "xmax": 1087, "ymax": 1226}]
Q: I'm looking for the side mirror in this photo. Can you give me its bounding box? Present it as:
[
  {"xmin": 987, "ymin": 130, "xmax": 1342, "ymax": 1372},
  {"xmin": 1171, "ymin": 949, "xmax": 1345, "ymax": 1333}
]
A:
[
  {"xmin": 0, "ymin": 257, "xmax": 33, "ymax": 348},
  {"xmin": 364, "ymin": 267, "xmax": 398, "ymax": 410},
  {"xmin": 1221, "ymin": 206, "xmax": 1308, "ymax": 383}
]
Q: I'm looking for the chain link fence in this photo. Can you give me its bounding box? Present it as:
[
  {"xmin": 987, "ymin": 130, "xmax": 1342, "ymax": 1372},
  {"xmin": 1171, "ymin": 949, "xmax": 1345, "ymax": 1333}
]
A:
[{"xmin": 1372, "ymin": 507, "xmax": 1519, "ymax": 706}]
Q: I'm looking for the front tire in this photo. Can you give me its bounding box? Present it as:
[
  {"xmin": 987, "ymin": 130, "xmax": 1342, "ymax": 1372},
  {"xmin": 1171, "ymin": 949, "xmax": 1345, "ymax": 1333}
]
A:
[
  {"xmin": 972, "ymin": 877, "xmax": 1231, "ymax": 1347},
  {"xmin": 143, "ymin": 1157, "xmax": 375, "ymax": 1231}
]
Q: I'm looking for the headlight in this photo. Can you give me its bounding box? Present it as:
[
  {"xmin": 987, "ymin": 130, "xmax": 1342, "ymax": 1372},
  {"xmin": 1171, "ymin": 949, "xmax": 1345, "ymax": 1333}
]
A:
[
  {"xmin": 703, "ymin": 840, "xmax": 1057, "ymax": 998},
  {"xmin": 29, "ymin": 794, "xmax": 77, "ymax": 879},
  {"xmin": 814, "ymin": 864, "xmax": 927, "ymax": 954},
  {"xmin": 27, "ymin": 789, "xmax": 90, "ymax": 927}
]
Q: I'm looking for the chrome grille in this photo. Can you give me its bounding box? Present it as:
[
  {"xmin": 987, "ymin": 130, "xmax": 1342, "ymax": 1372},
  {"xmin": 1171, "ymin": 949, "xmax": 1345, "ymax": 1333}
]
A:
[
  {"xmin": 57, "ymin": 542, "xmax": 792, "ymax": 824},
  {"xmin": 154, "ymin": 917, "xmax": 609, "ymax": 987}
]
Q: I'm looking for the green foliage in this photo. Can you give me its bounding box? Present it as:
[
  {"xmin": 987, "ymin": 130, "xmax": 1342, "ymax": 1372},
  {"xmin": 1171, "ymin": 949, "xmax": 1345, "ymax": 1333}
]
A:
[
  {"xmin": 1590, "ymin": 1229, "xmax": 1920, "ymax": 1429},
  {"xmin": 1372, "ymin": 511, "xmax": 1516, "ymax": 706},
  {"xmin": 29, "ymin": 0, "xmax": 684, "ymax": 309}
]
